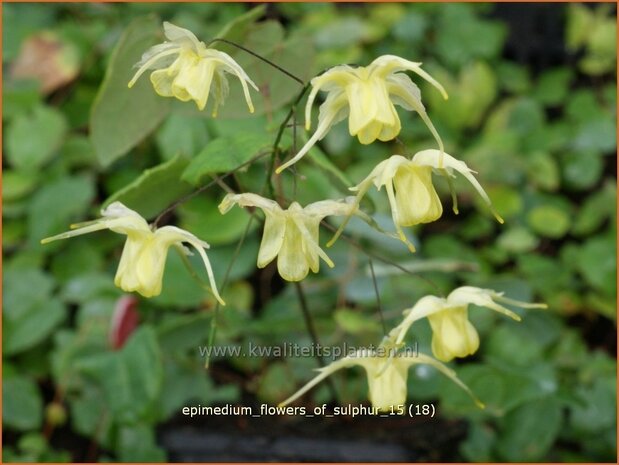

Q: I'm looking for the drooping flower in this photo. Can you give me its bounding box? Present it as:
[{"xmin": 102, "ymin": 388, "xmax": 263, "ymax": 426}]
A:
[
  {"xmin": 279, "ymin": 348, "xmax": 482, "ymax": 412},
  {"xmin": 128, "ymin": 22, "xmax": 258, "ymax": 115},
  {"xmin": 328, "ymin": 150, "xmax": 503, "ymax": 252},
  {"xmin": 218, "ymin": 193, "xmax": 359, "ymax": 282},
  {"xmin": 41, "ymin": 202, "xmax": 224, "ymax": 303},
  {"xmin": 389, "ymin": 286, "xmax": 547, "ymax": 362},
  {"xmin": 276, "ymin": 55, "xmax": 447, "ymax": 173}
]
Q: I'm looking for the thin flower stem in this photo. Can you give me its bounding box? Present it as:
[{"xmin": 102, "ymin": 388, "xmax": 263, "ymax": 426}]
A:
[
  {"xmin": 268, "ymin": 82, "xmax": 312, "ymax": 199},
  {"xmin": 206, "ymin": 38, "xmax": 304, "ymax": 85},
  {"xmin": 293, "ymin": 282, "xmax": 339, "ymax": 404},
  {"xmin": 368, "ymin": 259, "xmax": 387, "ymax": 335},
  {"xmin": 204, "ymin": 214, "xmax": 255, "ymax": 369},
  {"xmin": 152, "ymin": 149, "xmax": 272, "ymax": 227},
  {"xmin": 319, "ymin": 220, "xmax": 441, "ymax": 294}
]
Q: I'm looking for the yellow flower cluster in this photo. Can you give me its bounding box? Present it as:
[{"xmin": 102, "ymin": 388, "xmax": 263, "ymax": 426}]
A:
[
  {"xmin": 42, "ymin": 202, "xmax": 223, "ymax": 304},
  {"xmin": 40, "ymin": 22, "xmax": 547, "ymax": 414},
  {"xmin": 280, "ymin": 287, "xmax": 545, "ymax": 411}
]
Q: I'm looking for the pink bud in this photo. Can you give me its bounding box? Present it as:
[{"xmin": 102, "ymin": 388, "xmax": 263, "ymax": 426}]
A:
[{"xmin": 109, "ymin": 295, "xmax": 139, "ymax": 350}]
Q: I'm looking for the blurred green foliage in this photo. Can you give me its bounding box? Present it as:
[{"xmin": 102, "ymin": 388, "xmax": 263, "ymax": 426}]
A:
[{"xmin": 3, "ymin": 3, "xmax": 617, "ymax": 462}]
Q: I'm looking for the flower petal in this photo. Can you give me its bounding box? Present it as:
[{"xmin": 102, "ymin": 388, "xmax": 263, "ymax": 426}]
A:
[
  {"xmin": 387, "ymin": 73, "xmax": 444, "ymax": 152},
  {"xmin": 291, "ymin": 214, "xmax": 334, "ymax": 269},
  {"xmin": 393, "ymin": 164, "xmax": 443, "ymax": 226},
  {"xmin": 218, "ymin": 192, "xmax": 282, "ymax": 215},
  {"xmin": 202, "ymin": 49, "xmax": 259, "ymax": 113},
  {"xmin": 385, "ymin": 176, "xmax": 416, "ymax": 252},
  {"xmin": 277, "ymin": 92, "xmax": 348, "ymax": 173},
  {"xmin": 428, "ymin": 307, "xmax": 480, "ymax": 361},
  {"xmin": 156, "ymin": 226, "xmax": 224, "ymax": 305},
  {"xmin": 257, "ymin": 212, "xmax": 286, "ymax": 268},
  {"xmin": 305, "ymin": 68, "xmax": 354, "ymax": 130},
  {"xmin": 277, "ymin": 217, "xmax": 311, "ymax": 282},
  {"xmin": 41, "ymin": 201, "xmax": 149, "ymax": 244},
  {"xmin": 128, "ymin": 46, "xmax": 180, "ymax": 88},
  {"xmin": 389, "ymin": 295, "xmax": 447, "ymax": 345},
  {"xmin": 171, "ymin": 55, "xmax": 215, "ymax": 110},
  {"xmin": 279, "ymin": 352, "xmax": 366, "ymax": 407},
  {"xmin": 412, "ymin": 150, "xmax": 504, "ymax": 223},
  {"xmin": 163, "ymin": 22, "xmax": 203, "ymax": 50},
  {"xmin": 304, "ymin": 197, "xmax": 357, "ymax": 219},
  {"xmin": 370, "ymin": 55, "xmax": 448, "ymax": 100},
  {"xmin": 447, "ymin": 286, "xmax": 543, "ymax": 320},
  {"xmin": 400, "ymin": 352, "xmax": 484, "ymax": 408}
]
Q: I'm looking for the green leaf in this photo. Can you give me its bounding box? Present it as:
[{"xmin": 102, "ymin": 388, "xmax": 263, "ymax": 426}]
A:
[
  {"xmin": 573, "ymin": 118, "xmax": 616, "ymax": 153},
  {"xmin": 2, "ymin": 79, "xmax": 41, "ymax": 120},
  {"xmin": 213, "ymin": 21, "xmax": 315, "ymax": 119},
  {"xmin": 569, "ymin": 377, "xmax": 616, "ymax": 433},
  {"xmin": 2, "ymin": 376, "xmax": 43, "ymax": 431},
  {"xmin": 149, "ymin": 251, "xmax": 207, "ymax": 309},
  {"xmin": 28, "ymin": 175, "xmax": 95, "ymax": 244},
  {"xmin": 496, "ymin": 398, "xmax": 562, "ymax": 461},
  {"xmin": 435, "ymin": 4, "xmax": 506, "ymax": 68},
  {"xmin": 90, "ymin": 15, "xmax": 169, "ymax": 166},
  {"xmin": 69, "ymin": 384, "xmax": 110, "ymax": 440},
  {"xmin": 77, "ymin": 326, "xmax": 163, "ymax": 422},
  {"xmin": 178, "ymin": 195, "xmax": 256, "ymax": 246},
  {"xmin": 532, "ymin": 68, "xmax": 572, "ymax": 106},
  {"xmin": 157, "ymin": 313, "xmax": 211, "ymax": 352},
  {"xmin": 572, "ymin": 181, "xmax": 616, "ymax": 236},
  {"xmin": 256, "ymin": 362, "xmax": 297, "ymax": 404},
  {"xmin": 496, "ymin": 62, "xmax": 530, "ymax": 94},
  {"xmin": 3, "ymin": 268, "xmax": 54, "ymax": 320},
  {"xmin": 103, "ymin": 154, "xmax": 193, "ymax": 220},
  {"xmin": 527, "ymin": 205, "xmax": 571, "ymax": 239},
  {"xmin": 212, "ymin": 4, "xmax": 266, "ymax": 51},
  {"xmin": 517, "ymin": 254, "xmax": 573, "ymax": 294},
  {"xmin": 60, "ymin": 272, "xmax": 120, "ymax": 304},
  {"xmin": 308, "ymin": 149, "xmax": 353, "ymax": 190},
  {"xmin": 497, "ymin": 227, "xmax": 539, "ymax": 254},
  {"xmin": 117, "ymin": 424, "xmax": 166, "ymax": 462},
  {"xmin": 485, "ymin": 323, "xmax": 545, "ymax": 366},
  {"xmin": 155, "ymin": 113, "xmax": 209, "ymax": 161},
  {"xmin": 566, "ymin": 4, "xmax": 595, "ymax": 49},
  {"xmin": 577, "ymin": 235, "xmax": 616, "ymax": 296},
  {"xmin": 4, "ymin": 298, "xmax": 66, "ymax": 355},
  {"xmin": 158, "ymin": 358, "xmax": 216, "ymax": 420},
  {"xmin": 526, "ymin": 151, "xmax": 560, "ymax": 191},
  {"xmin": 50, "ymin": 240, "xmax": 105, "ymax": 282},
  {"xmin": 6, "ymin": 105, "xmax": 68, "ymax": 170},
  {"xmin": 460, "ymin": 421, "xmax": 497, "ymax": 462},
  {"xmin": 334, "ymin": 308, "xmax": 381, "ymax": 335},
  {"xmin": 182, "ymin": 133, "xmax": 272, "ymax": 185},
  {"xmin": 439, "ymin": 363, "xmax": 557, "ymax": 418},
  {"xmin": 484, "ymin": 186, "xmax": 523, "ymax": 219},
  {"xmin": 561, "ymin": 150, "xmax": 603, "ymax": 190}
]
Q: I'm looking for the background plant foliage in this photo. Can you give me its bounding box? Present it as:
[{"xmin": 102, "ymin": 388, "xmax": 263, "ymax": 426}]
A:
[{"xmin": 3, "ymin": 3, "xmax": 617, "ymax": 462}]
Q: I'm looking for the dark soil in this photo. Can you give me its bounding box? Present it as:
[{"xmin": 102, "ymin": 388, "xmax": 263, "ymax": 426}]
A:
[{"xmin": 159, "ymin": 408, "xmax": 467, "ymax": 462}]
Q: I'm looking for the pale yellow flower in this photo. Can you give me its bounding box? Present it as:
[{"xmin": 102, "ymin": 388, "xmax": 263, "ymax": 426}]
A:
[
  {"xmin": 389, "ymin": 286, "xmax": 547, "ymax": 362},
  {"xmin": 218, "ymin": 193, "xmax": 358, "ymax": 282},
  {"xmin": 328, "ymin": 150, "xmax": 503, "ymax": 252},
  {"xmin": 279, "ymin": 348, "xmax": 482, "ymax": 412},
  {"xmin": 128, "ymin": 22, "xmax": 258, "ymax": 115},
  {"xmin": 276, "ymin": 55, "xmax": 447, "ymax": 173},
  {"xmin": 41, "ymin": 202, "xmax": 224, "ymax": 303}
]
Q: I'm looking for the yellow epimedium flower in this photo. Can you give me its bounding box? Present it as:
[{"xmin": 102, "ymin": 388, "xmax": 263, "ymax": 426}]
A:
[
  {"xmin": 219, "ymin": 193, "xmax": 359, "ymax": 282},
  {"xmin": 128, "ymin": 22, "xmax": 258, "ymax": 115},
  {"xmin": 41, "ymin": 202, "xmax": 224, "ymax": 303},
  {"xmin": 276, "ymin": 55, "xmax": 448, "ymax": 173},
  {"xmin": 279, "ymin": 348, "xmax": 482, "ymax": 412},
  {"xmin": 389, "ymin": 286, "xmax": 547, "ymax": 362},
  {"xmin": 328, "ymin": 150, "xmax": 504, "ymax": 253}
]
